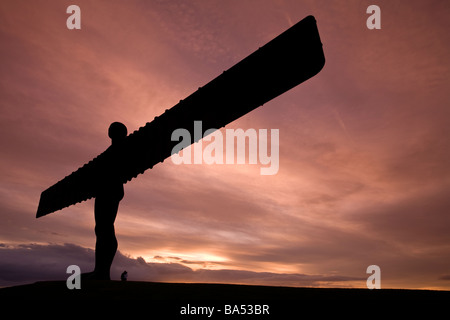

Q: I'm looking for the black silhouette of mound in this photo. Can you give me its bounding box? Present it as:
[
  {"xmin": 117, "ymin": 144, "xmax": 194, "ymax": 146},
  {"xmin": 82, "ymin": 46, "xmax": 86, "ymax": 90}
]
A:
[
  {"xmin": 2, "ymin": 282, "xmax": 448, "ymax": 317},
  {"xmin": 1, "ymin": 281, "xmax": 449, "ymax": 312}
]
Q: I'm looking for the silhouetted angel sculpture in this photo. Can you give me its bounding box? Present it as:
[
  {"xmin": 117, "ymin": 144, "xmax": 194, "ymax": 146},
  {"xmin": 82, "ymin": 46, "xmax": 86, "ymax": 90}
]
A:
[
  {"xmin": 83, "ymin": 122, "xmax": 127, "ymax": 280},
  {"xmin": 35, "ymin": 16, "xmax": 326, "ymax": 283}
]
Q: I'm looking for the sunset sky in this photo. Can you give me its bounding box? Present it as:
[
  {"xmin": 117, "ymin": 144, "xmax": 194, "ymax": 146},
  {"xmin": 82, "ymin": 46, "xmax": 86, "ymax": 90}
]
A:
[{"xmin": 1, "ymin": 0, "xmax": 449, "ymax": 290}]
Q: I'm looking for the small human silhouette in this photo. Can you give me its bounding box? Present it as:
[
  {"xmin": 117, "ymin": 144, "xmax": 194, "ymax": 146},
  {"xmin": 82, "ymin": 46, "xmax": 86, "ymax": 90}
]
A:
[
  {"xmin": 84, "ymin": 122, "xmax": 127, "ymax": 280},
  {"xmin": 121, "ymin": 270, "xmax": 128, "ymax": 281}
]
